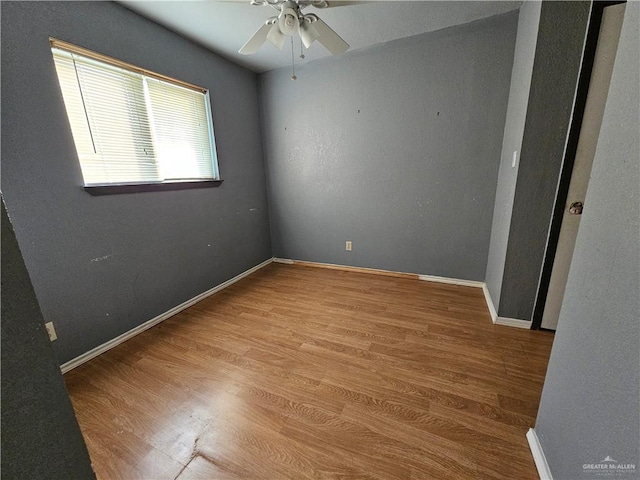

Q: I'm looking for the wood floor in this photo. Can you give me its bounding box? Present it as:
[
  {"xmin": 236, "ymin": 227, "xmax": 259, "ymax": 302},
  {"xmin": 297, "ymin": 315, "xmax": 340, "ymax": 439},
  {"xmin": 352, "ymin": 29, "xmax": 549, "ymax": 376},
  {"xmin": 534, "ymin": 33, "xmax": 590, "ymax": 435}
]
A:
[{"xmin": 65, "ymin": 263, "xmax": 554, "ymax": 480}]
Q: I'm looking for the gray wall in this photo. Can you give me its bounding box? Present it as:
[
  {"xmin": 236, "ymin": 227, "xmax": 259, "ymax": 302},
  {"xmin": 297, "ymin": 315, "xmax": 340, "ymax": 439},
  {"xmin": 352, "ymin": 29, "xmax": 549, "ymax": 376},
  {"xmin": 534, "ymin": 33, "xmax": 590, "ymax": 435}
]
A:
[
  {"xmin": 1, "ymin": 200, "xmax": 95, "ymax": 479},
  {"xmin": 484, "ymin": 1, "xmax": 541, "ymax": 308},
  {"xmin": 1, "ymin": 1, "xmax": 271, "ymax": 364},
  {"xmin": 499, "ymin": 1, "xmax": 590, "ymax": 320},
  {"xmin": 260, "ymin": 13, "xmax": 517, "ymax": 280},
  {"xmin": 534, "ymin": 2, "xmax": 640, "ymax": 477}
]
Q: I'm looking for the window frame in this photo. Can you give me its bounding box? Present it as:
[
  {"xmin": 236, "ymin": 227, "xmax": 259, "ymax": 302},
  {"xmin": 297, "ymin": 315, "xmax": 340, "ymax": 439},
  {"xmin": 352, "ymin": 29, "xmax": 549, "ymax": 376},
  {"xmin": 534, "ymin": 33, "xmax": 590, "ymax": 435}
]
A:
[{"xmin": 50, "ymin": 38, "xmax": 222, "ymax": 195}]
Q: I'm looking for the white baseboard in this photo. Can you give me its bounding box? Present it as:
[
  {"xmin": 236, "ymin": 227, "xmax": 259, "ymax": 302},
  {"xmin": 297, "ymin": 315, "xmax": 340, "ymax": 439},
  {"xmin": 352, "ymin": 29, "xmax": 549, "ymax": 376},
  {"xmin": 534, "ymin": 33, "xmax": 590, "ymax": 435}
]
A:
[
  {"xmin": 527, "ymin": 428, "xmax": 553, "ymax": 480},
  {"xmin": 274, "ymin": 257, "xmax": 485, "ymax": 286},
  {"xmin": 417, "ymin": 274, "xmax": 484, "ymax": 288},
  {"xmin": 274, "ymin": 258, "xmax": 417, "ymax": 279},
  {"xmin": 273, "ymin": 257, "xmax": 294, "ymax": 264},
  {"xmin": 496, "ymin": 317, "xmax": 532, "ymax": 329},
  {"xmin": 482, "ymin": 284, "xmax": 498, "ymax": 323},
  {"xmin": 60, "ymin": 258, "xmax": 274, "ymax": 374},
  {"xmin": 481, "ymin": 285, "xmax": 532, "ymax": 329}
]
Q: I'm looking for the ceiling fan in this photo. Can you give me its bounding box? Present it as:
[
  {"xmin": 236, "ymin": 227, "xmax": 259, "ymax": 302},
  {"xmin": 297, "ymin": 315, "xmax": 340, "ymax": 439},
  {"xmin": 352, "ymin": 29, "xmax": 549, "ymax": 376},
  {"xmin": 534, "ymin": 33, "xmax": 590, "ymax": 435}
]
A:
[{"xmin": 239, "ymin": 0, "xmax": 353, "ymax": 56}]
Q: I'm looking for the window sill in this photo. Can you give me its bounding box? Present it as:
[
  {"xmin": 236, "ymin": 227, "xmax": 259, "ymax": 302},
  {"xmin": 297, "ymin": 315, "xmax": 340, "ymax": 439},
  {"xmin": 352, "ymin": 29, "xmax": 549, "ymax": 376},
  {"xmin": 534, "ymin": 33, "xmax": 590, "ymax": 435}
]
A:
[{"xmin": 84, "ymin": 180, "xmax": 223, "ymax": 196}]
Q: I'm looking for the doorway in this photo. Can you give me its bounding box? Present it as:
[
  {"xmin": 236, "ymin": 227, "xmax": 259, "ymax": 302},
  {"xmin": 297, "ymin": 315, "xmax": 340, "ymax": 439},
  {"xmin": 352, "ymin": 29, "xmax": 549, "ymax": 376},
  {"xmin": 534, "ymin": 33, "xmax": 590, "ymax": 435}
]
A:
[{"xmin": 533, "ymin": 2, "xmax": 626, "ymax": 330}]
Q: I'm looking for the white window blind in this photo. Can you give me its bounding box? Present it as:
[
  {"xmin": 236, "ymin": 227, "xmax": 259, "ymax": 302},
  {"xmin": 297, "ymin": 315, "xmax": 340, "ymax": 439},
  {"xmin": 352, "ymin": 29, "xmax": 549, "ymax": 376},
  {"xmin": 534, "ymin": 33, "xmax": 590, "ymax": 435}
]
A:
[{"xmin": 51, "ymin": 44, "xmax": 219, "ymax": 186}]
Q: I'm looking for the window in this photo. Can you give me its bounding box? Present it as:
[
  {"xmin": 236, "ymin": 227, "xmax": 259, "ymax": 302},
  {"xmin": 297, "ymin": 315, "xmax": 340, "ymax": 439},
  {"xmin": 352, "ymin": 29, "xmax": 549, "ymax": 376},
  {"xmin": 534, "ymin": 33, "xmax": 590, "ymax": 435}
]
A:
[{"xmin": 50, "ymin": 39, "xmax": 220, "ymax": 193}]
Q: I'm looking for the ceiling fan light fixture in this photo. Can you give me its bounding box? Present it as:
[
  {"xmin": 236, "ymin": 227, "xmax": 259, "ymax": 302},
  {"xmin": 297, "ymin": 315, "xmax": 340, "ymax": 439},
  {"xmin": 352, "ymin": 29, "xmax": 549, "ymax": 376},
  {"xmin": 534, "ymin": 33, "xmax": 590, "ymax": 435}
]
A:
[
  {"xmin": 266, "ymin": 23, "xmax": 287, "ymax": 49},
  {"xmin": 239, "ymin": 0, "xmax": 350, "ymax": 56},
  {"xmin": 299, "ymin": 21, "xmax": 319, "ymax": 48},
  {"xmin": 278, "ymin": 6, "xmax": 300, "ymax": 35}
]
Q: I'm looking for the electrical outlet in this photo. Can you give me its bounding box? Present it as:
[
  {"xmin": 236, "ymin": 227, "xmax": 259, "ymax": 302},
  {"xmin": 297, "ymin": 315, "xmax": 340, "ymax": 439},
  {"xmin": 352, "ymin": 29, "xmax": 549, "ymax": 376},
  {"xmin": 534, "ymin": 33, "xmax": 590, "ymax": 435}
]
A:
[
  {"xmin": 45, "ymin": 322, "xmax": 57, "ymax": 341},
  {"xmin": 346, "ymin": 241, "xmax": 352, "ymax": 251}
]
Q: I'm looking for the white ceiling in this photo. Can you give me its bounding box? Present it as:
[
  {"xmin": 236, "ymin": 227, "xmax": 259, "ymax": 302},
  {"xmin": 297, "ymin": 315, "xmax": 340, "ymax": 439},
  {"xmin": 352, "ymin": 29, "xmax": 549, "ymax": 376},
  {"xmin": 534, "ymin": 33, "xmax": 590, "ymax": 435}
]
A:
[{"xmin": 119, "ymin": 1, "xmax": 521, "ymax": 73}]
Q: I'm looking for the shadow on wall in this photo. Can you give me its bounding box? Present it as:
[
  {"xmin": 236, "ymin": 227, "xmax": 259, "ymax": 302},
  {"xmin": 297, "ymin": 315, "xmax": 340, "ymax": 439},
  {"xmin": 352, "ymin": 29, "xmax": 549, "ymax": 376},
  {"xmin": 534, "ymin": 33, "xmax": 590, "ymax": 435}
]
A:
[{"xmin": 1, "ymin": 199, "xmax": 95, "ymax": 479}]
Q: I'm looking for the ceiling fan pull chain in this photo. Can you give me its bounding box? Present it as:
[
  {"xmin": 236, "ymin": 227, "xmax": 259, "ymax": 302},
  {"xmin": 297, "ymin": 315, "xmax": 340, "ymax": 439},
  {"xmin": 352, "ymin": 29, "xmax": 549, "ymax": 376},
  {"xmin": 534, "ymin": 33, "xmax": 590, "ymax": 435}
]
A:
[
  {"xmin": 300, "ymin": 37, "xmax": 305, "ymax": 59},
  {"xmin": 290, "ymin": 36, "xmax": 297, "ymax": 80}
]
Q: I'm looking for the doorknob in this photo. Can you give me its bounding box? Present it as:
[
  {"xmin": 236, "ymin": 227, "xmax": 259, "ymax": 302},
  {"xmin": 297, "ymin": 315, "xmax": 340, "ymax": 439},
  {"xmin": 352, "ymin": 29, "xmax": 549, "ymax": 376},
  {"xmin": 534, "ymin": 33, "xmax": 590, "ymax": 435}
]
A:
[{"xmin": 569, "ymin": 201, "xmax": 583, "ymax": 215}]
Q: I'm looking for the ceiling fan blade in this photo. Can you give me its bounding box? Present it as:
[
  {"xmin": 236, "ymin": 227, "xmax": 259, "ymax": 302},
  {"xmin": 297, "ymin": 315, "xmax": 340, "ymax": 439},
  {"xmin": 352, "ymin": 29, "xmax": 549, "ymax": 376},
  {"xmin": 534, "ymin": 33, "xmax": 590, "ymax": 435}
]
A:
[
  {"xmin": 238, "ymin": 22, "xmax": 272, "ymax": 54},
  {"xmin": 306, "ymin": 1, "xmax": 366, "ymax": 8},
  {"xmin": 299, "ymin": 22, "xmax": 319, "ymax": 49},
  {"xmin": 266, "ymin": 23, "xmax": 287, "ymax": 50},
  {"xmin": 313, "ymin": 18, "xmax": 349, "ymax": 54},
  {"xmin": 327, "ymin": 1, "xmax": 366, "ymax": 5}
]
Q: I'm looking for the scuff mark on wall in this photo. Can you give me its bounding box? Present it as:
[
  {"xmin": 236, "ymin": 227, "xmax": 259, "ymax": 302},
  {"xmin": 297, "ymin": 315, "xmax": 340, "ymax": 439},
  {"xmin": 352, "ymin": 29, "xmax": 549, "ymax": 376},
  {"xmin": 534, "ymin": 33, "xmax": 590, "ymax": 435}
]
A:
[{"xmin": 90, "ymin": 254, "xmax": 115, "ymax": 263}]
